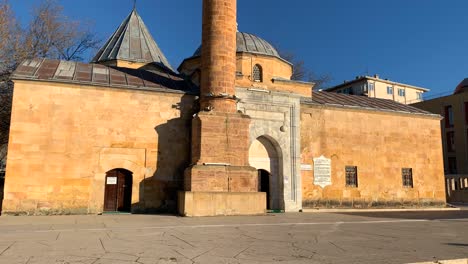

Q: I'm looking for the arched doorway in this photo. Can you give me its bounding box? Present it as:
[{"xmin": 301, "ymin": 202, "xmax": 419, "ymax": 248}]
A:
[
  {"xmin": 249, "ymin": 136, "xmax": 283, "ymax": 210},
  {"xmin": 104, "ymin": 169, "xmax": 133, "ymax": 212}
]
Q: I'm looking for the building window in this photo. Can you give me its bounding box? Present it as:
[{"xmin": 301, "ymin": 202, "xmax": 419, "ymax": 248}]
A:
[
  {"xmin": 448, "ymin": 157, "xmax": 457, "ymax": 174},
  {"xmin": 402, "ymin": 168, "xmax": 413, "ymax": 188},
  {"xmin": 465, "ymin": 102, "xmax": 468, "ymax": 124},
  {"xmin": 446, "ymin": 131, "xmax": 455, "ymax": 152},
  {"xmin": 253, "ymin": 64, "xmax": 263, "ymax": 82},
  {"xmin": 368, "ymin": 83, "xmax": 375, "ymax": 91},
  {"xmin": 345, "ymin": 166, "xmax": 358, "ymax": 187},
  {"xmin": 444, "ymin": 105, "xmax": 454, "ymax": 128},
  {"xmin": 387, "ymin": 86, "xmax": 393, "ymax": 95},
  {"xmin": 417, "ymin": 92, "xmax": 423, "ymax": 100},
  {"xmin": 398, "ymin": 89, "xmax": 406, "ymax": 97},
  {"xmin": 341, "ymin": 87, "xmax": 353, "ymax": 95}
]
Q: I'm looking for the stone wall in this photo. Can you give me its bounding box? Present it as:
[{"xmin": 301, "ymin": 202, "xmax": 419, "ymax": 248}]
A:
[
  {"xmin": 3, "ymin": 80, "xmax": 194, "ymax": 215},
  {"xmin": 179, "ymin": 54, "xmax": 312, "ymax": 97},
  {"xmin": 300, "ymin": 104, "xmax": 446, "ymax": 208}
]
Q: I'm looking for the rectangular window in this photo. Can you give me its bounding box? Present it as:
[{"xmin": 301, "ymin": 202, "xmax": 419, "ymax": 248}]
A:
[
  {"xmin": 345, "ymin": 166, "xmax": 358, "ymax": 187},
  {"xmin": 446, "ymin": 131, "xmax": 456, "ymax": 152},
  {"xmin": 343, "ymin": 87, "xmax": 353, "ymax": 95},
  {"xmin": 417, "ymin": 92, "xmax": 423, "ymax": 100},
  {"xmin": 368, "ymin": 83, "xmax": 375, "ymax": 91},
  {"xmin": 402, "ymin": 168, "xmax": 413, "ymax": 188},
  {"xmin": 398, "ymin": 89, "xmax": 406, "ymax": 97},
  {"xmin": 387, "ymin": 86, "xmax": 393, "ymax": 95},
  {"xmin": 465, "ymin": 102, "xmax": 468, "ymax": 124},
  {"xmin": 444, "ymin": 105, "xmax": 454, "ymax": 128},
  {"xmin": 448, "ymin": 157, "xmax": 457, "ymax": 174}
]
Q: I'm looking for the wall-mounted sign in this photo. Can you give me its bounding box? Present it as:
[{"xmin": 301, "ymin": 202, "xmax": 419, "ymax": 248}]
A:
[
  {"xmin": 106, "ymin": 177, "xmax": 117, "ymax": 185},
  {"xmin": 313, "ymin": 155, "xmax": 331, "ymax": 188}
]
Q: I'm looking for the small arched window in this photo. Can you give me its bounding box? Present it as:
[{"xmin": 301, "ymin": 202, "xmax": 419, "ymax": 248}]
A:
[{"xmin": 253, "ymin": 64, "xmax": 263, "ymax": 82}]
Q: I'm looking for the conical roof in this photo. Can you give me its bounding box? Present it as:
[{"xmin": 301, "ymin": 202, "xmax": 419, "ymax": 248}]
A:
[{"xmin": 92, "ymin": 9, "xmax": 173, "ymax": 71}]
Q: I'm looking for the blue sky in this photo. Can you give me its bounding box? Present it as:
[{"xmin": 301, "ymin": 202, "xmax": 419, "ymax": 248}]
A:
[{"xmin": 10, "ymin": 0, "xmax": 468, "ymax": 97}]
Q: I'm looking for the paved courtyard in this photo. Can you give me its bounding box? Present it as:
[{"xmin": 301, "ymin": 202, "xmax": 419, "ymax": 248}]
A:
[{"xmin": 0, "ymin": 211, "xmax": 467, "ymax": 264}]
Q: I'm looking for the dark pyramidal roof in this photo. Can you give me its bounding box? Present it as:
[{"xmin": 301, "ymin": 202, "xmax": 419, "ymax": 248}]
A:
[
  {"xmin": 92, "ymin": 8, "xmax": 173, "ymax": 71},
  {"xmin": 192, "ymin": 32, "xmax": 284, "ymax": 61}
]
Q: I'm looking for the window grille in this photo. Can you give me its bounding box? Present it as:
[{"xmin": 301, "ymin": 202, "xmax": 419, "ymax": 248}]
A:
[
  {"xmin": 402, "ymin": 168, "xmax": 413, "ymax": 188},
  {"xmin": 345, "ymin": 166, "xmax": 358, "ymax": 187},
  {"xmin": 253, "ymin": 64, "xmax": 263, "ymax": 82}
]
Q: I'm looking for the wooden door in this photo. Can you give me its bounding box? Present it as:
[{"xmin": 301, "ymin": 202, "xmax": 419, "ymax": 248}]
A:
[{"xmin": 104, "ymin": 169, "xmax": 132, "ymax": 212}]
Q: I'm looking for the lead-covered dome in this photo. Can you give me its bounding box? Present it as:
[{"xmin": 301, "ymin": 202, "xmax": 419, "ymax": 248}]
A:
[{"xmin": 193, "ymin": 32, "xmax": 282, "ymax": 59}]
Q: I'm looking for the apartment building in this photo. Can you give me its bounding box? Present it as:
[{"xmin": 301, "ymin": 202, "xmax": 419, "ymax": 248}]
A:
[
  {"xmin": 412, "ymin": 79, "xmax": 468, "ymax": 175},
  {"xmin": 326, "ymin": 75, "xmax": 429, "ymax": 104}
]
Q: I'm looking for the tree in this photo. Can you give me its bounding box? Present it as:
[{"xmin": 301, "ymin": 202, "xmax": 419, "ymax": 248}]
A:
[
  {"xmin": 0, "ymin": 80, "xmax": 12, "ymax": 164},
  {"xmin": 0, "ymin": 0, "xmax": 100, "ymax": 165},
  {"xmin": 0, "ymin": 0, "xmax": 22, "ymax": 75},
  {"xmin": 23, "ymin": 0, "xmax": 101, "ymax": 62},
  {"xmin": 280, "ymin": 51, "xmax": 332, "ymax": 90}
]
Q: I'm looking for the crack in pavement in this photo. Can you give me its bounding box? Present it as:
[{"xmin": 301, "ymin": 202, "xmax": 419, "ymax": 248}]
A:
[
  {"xmin": 173, "ymin": 249, "xmax": 195, "ymax": 264},
  {"xmin": 291, "ymin": 242, "xmax": 317, "ymax": 260},
  {"xmin": 99, "ymin": 238, "xmax": 107, "ymax": 253},
  {"xmin": 170, "ymin": 234, "xmax": 196, "ymax": 248},
  {"xmin": 0, "ymin": 241, "xmax": 15, "ymax": 256},
  {"xmin": 190, "ymin": 248, "xmax": 214, "ymax": 263},
  {"xmin": 329, "ymin": 241, "xmax": 346, "ymax": 252},
  {"xmin": 233, "ymin": 246, "xmax": 251, "ymax": 260}
]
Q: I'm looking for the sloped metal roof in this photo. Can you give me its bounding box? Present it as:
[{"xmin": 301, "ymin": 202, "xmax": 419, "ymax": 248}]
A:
[
  {"xmin": 302, "ymin": 91, "xmax": 437, "ymax": 116},
  {"xmin": 12, "ymin": 58, "xmax": 195, "ymax": 93},
  {"xmin": 192, "ymin": 32, "xmax": 283, "ymax": 60},
  {"xmin": 92, "ymin": 9, "xmax": 173, "ymax": 71}
]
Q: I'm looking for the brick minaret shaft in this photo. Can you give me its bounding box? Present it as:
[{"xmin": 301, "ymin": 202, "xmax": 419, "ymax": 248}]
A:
[
  {"xmin": 184, "ymin": 0, "xmax": 258, "ymax": 193},
  {"xmin": 200, "ymin": 0, "xmax": 237, "ymax": 113}
]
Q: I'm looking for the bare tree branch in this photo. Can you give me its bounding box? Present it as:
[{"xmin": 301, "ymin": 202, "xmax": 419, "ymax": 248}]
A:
[
  {"xmin": 280, "ymin": 50, "xmax": 333, "ymax": 90},
  {"xmin": 0, "ymin": 0, "xmax": 100, "ymax": 165}
]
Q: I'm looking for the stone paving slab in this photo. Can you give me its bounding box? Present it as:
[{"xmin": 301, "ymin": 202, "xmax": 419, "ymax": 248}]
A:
[{"xmin": 0, "ymin": 212, "xmax": 467, "ymax": 264}]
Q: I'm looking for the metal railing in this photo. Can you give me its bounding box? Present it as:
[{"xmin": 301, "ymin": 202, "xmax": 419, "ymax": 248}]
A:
[{"xmin": 446, "ymin": 174, "xmax": 468, "ymax": 203}]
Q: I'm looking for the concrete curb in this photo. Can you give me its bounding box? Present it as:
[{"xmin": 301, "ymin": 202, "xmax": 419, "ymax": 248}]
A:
[
  {"xmin": 408, "ymin": 259, "xmax": 468, "ymax": 264},
  {"xmin": 302, "ymin": 207, "xmax": 461, "ymax": 213}
]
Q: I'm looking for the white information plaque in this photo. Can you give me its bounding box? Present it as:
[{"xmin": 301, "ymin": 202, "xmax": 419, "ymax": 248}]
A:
[
  {"xmin": 313, "ymin": 155, "xmax": 331, "ymax": 188},
  {"xmin": 106, "ymin": 177, "xmax": 117, "ymax": 185}
]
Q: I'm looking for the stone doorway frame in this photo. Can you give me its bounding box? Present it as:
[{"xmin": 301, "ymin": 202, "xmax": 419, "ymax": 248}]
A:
[{"xmin": 237, "ymin": 88, "xmax": 302, "ymax": 212}]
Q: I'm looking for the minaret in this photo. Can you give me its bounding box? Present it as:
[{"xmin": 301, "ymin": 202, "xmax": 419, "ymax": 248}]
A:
[
  {"xmin": 199, "ymin": 0, "xmax": 237, "ymax": 113},
  {"xmin": 179, "ymin": 0, "xmax": 266, "ymax": 216}
]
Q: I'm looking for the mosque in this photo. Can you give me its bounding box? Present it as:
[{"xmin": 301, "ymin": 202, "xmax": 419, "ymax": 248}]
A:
[{"xmin": 1, "ymin": 0, "xmax": 446, "ymax": 216}]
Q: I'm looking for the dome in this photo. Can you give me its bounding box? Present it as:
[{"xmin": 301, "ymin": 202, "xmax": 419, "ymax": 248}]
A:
[{"xmin": 193, "ymin": 32, "xmax": 282, "ymax": 60}]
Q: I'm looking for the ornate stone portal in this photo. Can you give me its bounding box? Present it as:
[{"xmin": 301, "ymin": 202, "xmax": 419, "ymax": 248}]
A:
[{"xmin": 237, "ymin": 88, "xmax": 302, "ymax": 212}]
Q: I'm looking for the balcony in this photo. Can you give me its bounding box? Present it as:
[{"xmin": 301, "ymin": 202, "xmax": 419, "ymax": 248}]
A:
[{"xmin": 446, "ymin": 174, "xmax": 468, "ymax": 203}]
